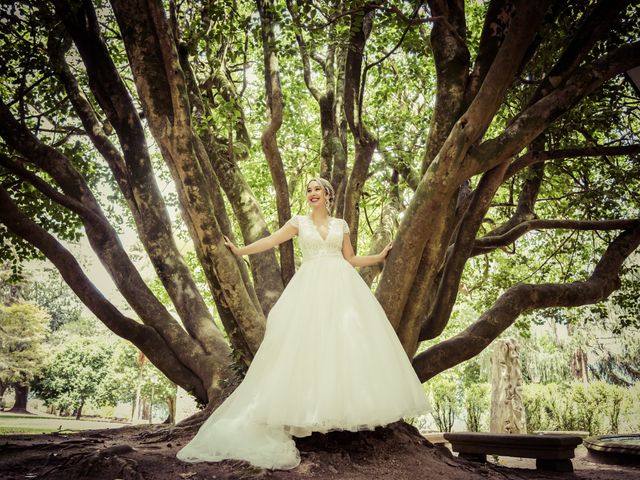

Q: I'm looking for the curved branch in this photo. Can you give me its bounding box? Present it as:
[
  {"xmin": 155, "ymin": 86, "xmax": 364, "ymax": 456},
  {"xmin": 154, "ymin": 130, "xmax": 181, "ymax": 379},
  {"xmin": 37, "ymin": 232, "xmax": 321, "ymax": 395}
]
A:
[
  {"xmin": 413, "ymin": 222, "xmax": 640, "ymax": 382},
  {"xmin": 506, "ymin": 144, "xmax": 640, "ymax": 180},
  {"xmin": 472, "ymin": 218, "xmax": 639, "ymax": 255},
  {"xmin": 0, "ymin": 186, "xmax": 209, "ymax": 402},
  {"xmin": 467, "ymin": 40, "xmax": 640, "ymax": 177},
  {"xmin": 256, "ymin": 0, "xmax": 295, "ymax": 285}
]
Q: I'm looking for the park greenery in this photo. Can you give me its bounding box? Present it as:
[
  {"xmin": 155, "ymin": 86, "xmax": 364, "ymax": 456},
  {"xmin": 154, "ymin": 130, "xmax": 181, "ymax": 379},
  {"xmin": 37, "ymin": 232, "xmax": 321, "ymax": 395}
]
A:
[
  {"xmin": 0, "ymin": 0, "xmax": 638, "ymax": 427},
  {"xmin": 0, "ymin": 268, "xmax": 175, "ymax": 422}
]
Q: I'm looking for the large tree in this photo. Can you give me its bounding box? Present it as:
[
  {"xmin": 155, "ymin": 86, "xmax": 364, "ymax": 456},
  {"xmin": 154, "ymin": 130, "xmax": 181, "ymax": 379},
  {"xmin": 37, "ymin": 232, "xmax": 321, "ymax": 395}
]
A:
[
  {"xmin": 0, "ymin": 0, "xmax": 638, "ymax": 409},
  {"xmin": 0, "ymin": 303, "xmax": 50, "ymax": 412}
]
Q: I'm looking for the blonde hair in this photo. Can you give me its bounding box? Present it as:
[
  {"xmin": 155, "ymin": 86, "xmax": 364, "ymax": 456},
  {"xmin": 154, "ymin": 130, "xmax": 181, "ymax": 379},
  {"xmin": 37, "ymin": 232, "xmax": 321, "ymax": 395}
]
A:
[{"xmin": 306, "ymin": 177, "xmax": 335, "ymax": 214}]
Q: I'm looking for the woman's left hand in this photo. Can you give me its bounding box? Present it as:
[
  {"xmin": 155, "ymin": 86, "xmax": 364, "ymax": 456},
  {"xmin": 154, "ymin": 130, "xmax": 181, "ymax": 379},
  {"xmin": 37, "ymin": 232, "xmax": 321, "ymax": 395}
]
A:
[{"xmin": 379, "ymin": 241, "xmax": 393, "ymax": 261}]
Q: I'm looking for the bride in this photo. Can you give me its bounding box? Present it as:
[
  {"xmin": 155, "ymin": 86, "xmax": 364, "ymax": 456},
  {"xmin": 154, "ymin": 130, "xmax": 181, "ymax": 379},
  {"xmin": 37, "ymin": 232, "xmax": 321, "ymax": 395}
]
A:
[{"xmin": 176, "ymin": 176, "xmax": 430, "ymax": 470}]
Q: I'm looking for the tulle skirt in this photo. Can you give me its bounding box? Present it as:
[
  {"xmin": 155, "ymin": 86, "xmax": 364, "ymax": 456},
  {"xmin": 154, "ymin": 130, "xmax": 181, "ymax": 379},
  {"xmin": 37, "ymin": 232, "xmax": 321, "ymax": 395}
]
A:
[{"xmin": 176, "ymin": 254, "xmax": 431, "ymax": 470}]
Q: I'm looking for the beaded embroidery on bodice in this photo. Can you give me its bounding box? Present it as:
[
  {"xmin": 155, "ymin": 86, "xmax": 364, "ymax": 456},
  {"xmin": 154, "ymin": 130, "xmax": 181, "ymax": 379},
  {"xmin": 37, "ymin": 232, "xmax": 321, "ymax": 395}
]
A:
[{"xmin": 287, "ymin": 215, "xmax": 349, "ymax": 261}]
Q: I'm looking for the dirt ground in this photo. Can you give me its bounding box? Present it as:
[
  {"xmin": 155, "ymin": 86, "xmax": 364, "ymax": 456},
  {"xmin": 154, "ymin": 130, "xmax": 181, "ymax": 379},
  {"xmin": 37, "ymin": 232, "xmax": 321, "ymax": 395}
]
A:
[{"xmin": 0, "ymin": 421, "xmax": 637, "ymax": 480}]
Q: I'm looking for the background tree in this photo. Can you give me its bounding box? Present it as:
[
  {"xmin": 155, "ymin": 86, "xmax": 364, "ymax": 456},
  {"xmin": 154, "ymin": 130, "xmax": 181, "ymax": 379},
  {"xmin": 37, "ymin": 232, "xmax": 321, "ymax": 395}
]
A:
[
  {"xmin": 0, "ymin": 303, "xmax": 50, "ymax": 413},
  {"xmin": 0, "ymin": 0, "xmax": 638, "ymax": 411},
  {"xmin": 96, "ymin": 342, "xmax": 177, "ymax": 423},
  {"xmin": 31, "ymin": 338, "xmax": 112, "ymax": 419}
]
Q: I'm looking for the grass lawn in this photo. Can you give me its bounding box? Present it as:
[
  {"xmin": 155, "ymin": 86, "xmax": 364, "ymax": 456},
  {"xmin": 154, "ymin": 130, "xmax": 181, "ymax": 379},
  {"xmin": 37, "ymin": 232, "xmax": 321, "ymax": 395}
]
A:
[
  {"xmin": 0, "ymin": 426, "xmax": 77, "ymax": 435},
  {"xmin": 0, "ymin": 414, "xmax": 57, "ymax": 420}
]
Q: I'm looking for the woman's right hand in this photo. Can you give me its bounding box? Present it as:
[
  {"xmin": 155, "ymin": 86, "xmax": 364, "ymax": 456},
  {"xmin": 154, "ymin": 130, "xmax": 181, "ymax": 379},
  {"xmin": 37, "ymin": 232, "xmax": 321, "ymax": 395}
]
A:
[{"xmin": 223, "ymin": 235, "xmax": 241, "ymax": 256}]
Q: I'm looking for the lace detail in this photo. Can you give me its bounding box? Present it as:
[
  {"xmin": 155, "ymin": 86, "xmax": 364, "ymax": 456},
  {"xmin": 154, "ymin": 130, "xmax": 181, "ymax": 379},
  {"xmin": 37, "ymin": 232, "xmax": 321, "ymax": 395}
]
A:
[
  {"xmin": 342, "ymin": 219, "xmax": 350, "ymax": 234},
  {"xmin": 297, "ymin": 215, "xmax": 344, "ymax": 262}
]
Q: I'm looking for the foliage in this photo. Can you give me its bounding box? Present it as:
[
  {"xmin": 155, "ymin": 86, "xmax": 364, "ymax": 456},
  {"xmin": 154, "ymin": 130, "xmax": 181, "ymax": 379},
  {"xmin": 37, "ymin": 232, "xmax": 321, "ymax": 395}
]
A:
[
  {"xmin": 519, "ymin": 332, "xmax": 572, "ymax": 384},
  {"xmin": 463, "ymin": 383, "xmax": 490, "ymax": 432},
  {"xmin": 0, "ymin": 303, "xmax": 49, "ymax": 387},
  {"xmin": 20, "ymin": 267, "xmax": 84, "ymax": 332},
  {"xmin": 427, "ymin": 375, "xmax": 461, "ymax": 432},
  {"xmin": 522, "ymin": 381, "xmax": 631, "ymax": 435},
  {"xmin": 31, "ymin": 338, "xmax": 113, "ymax": 416},
  {"xmin": 95, "ymin": 341, "xmax": 176, "ymax": 416}
]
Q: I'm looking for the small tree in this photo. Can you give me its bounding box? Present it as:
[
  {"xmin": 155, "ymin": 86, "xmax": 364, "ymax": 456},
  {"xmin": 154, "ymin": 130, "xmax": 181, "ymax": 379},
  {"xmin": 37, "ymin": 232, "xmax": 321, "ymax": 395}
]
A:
[
  {"xmin": 429, "ymin": 377, "xmax": 461, "ymax": 432},
  {"xmin": 0, "ymin": 303, "xmax": 49, "ymax": 413},
  {"xmin": 464, "ymin": 383, "xmax": 490, "ymax": 432}
]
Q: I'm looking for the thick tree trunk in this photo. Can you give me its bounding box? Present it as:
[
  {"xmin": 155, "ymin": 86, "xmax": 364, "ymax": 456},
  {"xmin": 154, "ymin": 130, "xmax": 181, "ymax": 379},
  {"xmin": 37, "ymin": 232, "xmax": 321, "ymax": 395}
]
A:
[
  {"xmin": 9, "ymin": 382, "xmax": 29, "ymax": 414},
  {"xmin": 178, "ymin": 40, "xmax": 284, "ymax": 316},
  {"xmin": 75, "ymin": 400, "xmax": 84, "ymax": 420},
  {"xmin": 48, "ymin": 6, "xmax": 222, "ymax": 355}
]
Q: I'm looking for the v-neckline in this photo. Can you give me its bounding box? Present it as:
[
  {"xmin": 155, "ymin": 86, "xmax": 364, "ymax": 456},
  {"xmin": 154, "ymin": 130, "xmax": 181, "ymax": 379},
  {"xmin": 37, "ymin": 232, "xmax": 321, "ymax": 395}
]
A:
[{"xmin": 307, "ymin": 215, "xmax": 332, "ymax": 241}]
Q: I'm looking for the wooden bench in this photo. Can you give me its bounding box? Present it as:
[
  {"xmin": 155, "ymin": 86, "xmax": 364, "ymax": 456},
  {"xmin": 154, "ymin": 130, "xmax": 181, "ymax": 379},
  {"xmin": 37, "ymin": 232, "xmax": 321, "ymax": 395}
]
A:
[{"xmin": 442, "ymin": 432, "xmax": 583, "ymax": 472}]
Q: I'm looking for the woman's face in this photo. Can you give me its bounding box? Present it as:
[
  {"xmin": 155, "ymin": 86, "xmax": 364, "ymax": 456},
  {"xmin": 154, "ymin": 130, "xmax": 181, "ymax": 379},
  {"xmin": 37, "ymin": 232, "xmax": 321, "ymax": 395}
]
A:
[{"xmin": 306, "ymin": 180, "xmax": 326, "ymax": 209}]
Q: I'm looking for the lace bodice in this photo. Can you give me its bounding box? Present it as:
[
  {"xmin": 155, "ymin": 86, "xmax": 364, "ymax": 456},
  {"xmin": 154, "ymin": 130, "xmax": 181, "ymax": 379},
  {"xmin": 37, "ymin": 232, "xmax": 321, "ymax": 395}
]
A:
[{"xmin": 286, "ymin": 215, "xmax": 349, "ymax": 262}]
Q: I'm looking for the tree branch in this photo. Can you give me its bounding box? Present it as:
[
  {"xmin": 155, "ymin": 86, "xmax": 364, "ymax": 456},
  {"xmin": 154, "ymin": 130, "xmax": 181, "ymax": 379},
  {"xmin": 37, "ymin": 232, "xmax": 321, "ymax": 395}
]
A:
[
  {"xmin": 413, "ymin": 221, "xmax": 640, "ymax": 381},
  {"xmin": 422, "ymin": 0, "xmax": 469, "ymax": 171},
  {"xmin": 256, "ymin": 0, "xmax": 295, "ymax": 285},
  {"xmin": 472, "ymin": 219, "xmax": 639, "ymax": 255},
  {"xmin": 0, "ymin": 185, "xmax": 209, "ymax": 402},
  {"xmin": 506, "ymin": 144, "xmax": 640, "ymax": 180},
  {"xmin": 526, "ymin": 0, "xmax": 632, "ymax": 105},
  {"xmin": 285, "ymin": 0, "xmax": 321, "ymax": 102},
  {"xmin": 466, "ymin": 40, "xmax": 640, "ymax": 178}
]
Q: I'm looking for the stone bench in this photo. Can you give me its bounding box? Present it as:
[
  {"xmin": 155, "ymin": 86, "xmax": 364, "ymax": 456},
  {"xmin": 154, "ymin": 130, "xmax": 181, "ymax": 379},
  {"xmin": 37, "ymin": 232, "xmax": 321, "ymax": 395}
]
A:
[{"xmin": 442, "ymin": 432, "xmax": 583, "ymax": 472}]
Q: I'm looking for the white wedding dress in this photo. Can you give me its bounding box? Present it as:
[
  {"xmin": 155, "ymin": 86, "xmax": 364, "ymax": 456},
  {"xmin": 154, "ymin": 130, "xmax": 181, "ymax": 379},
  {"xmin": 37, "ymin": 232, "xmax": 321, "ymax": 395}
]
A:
[{"xmin": 176, "ymin": 214, "xmax": 430, "ymax": 470}]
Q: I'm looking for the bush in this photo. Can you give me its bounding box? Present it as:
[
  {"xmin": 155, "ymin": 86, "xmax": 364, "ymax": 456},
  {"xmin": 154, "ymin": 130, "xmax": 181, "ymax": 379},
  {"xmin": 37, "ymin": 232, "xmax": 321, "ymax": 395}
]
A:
[
  {"xmin": 522, "ymin": 384, "xmax": 548, "ymax": 432},
  {"xmin": 522, "ymin": 382, "xmax": 630, "ymax": 434},
  {"xmin": 589, "ymin": 381, "xmax": 629, "ymax": 434},
  {"xmin": 463, "ymin": 383, "xmax": 490, "ymax": 432}
]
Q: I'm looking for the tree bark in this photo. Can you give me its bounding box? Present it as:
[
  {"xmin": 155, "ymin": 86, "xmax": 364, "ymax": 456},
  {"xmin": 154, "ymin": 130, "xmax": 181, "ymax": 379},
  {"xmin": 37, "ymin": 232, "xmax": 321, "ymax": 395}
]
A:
[
  {"xmin": 343, "ymin": 6, "xmax": 378, "ymax": 251},
  {"xmin": 109, "ymin": 0, "xmax": 267, "ymax": 363},
  {"xmin": 48, "ymin": 6, "xmax": 222, "ymax": 354},
  {"xmin": 256, "ymin": 0, "xmax": 295, "ymax": 285},
  {"xmin": 9, "ymin": 382, "xmax": 29, "ymax": 413}
]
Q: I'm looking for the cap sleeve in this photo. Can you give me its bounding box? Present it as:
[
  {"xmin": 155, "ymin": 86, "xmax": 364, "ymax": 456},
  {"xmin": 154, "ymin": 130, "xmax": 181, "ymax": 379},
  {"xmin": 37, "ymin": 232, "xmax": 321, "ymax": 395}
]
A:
[
  {"xmin": 342, "ymin": 219, "xmax": 350, "ymax": 234},
  {"xmin": 286, "ymin": 215, "xmax": 299, "ymax": 229}
]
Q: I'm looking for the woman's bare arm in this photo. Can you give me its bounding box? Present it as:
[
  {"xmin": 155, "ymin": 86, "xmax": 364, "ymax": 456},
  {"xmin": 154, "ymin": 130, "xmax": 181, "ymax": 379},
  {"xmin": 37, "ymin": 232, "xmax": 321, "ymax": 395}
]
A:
[
  {"xmin": 224, "ymin": 223, "xmax": 298, "ymax": 256},
  {"xmin": 341, "ymin": 233, "xmax": 392, "ymax": 268}
]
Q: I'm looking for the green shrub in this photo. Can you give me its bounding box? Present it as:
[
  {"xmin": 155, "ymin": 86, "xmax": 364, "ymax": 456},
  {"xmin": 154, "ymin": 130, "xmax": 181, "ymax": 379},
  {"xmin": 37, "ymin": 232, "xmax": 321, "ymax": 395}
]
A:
[
  {"xmin": 522, "ymin": 384, "xmax": 549, "ymax": 432},
  {"xmin": 522, "ymin": 381, "xmax": 630, "ymax": 435}
]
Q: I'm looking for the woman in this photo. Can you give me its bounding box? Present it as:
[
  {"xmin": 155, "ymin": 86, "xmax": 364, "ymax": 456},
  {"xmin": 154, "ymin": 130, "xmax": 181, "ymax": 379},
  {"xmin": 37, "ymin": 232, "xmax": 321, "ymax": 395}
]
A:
[{"xmin": 176, "ymin": 177, "xmax": 430, "ymax": 470}]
